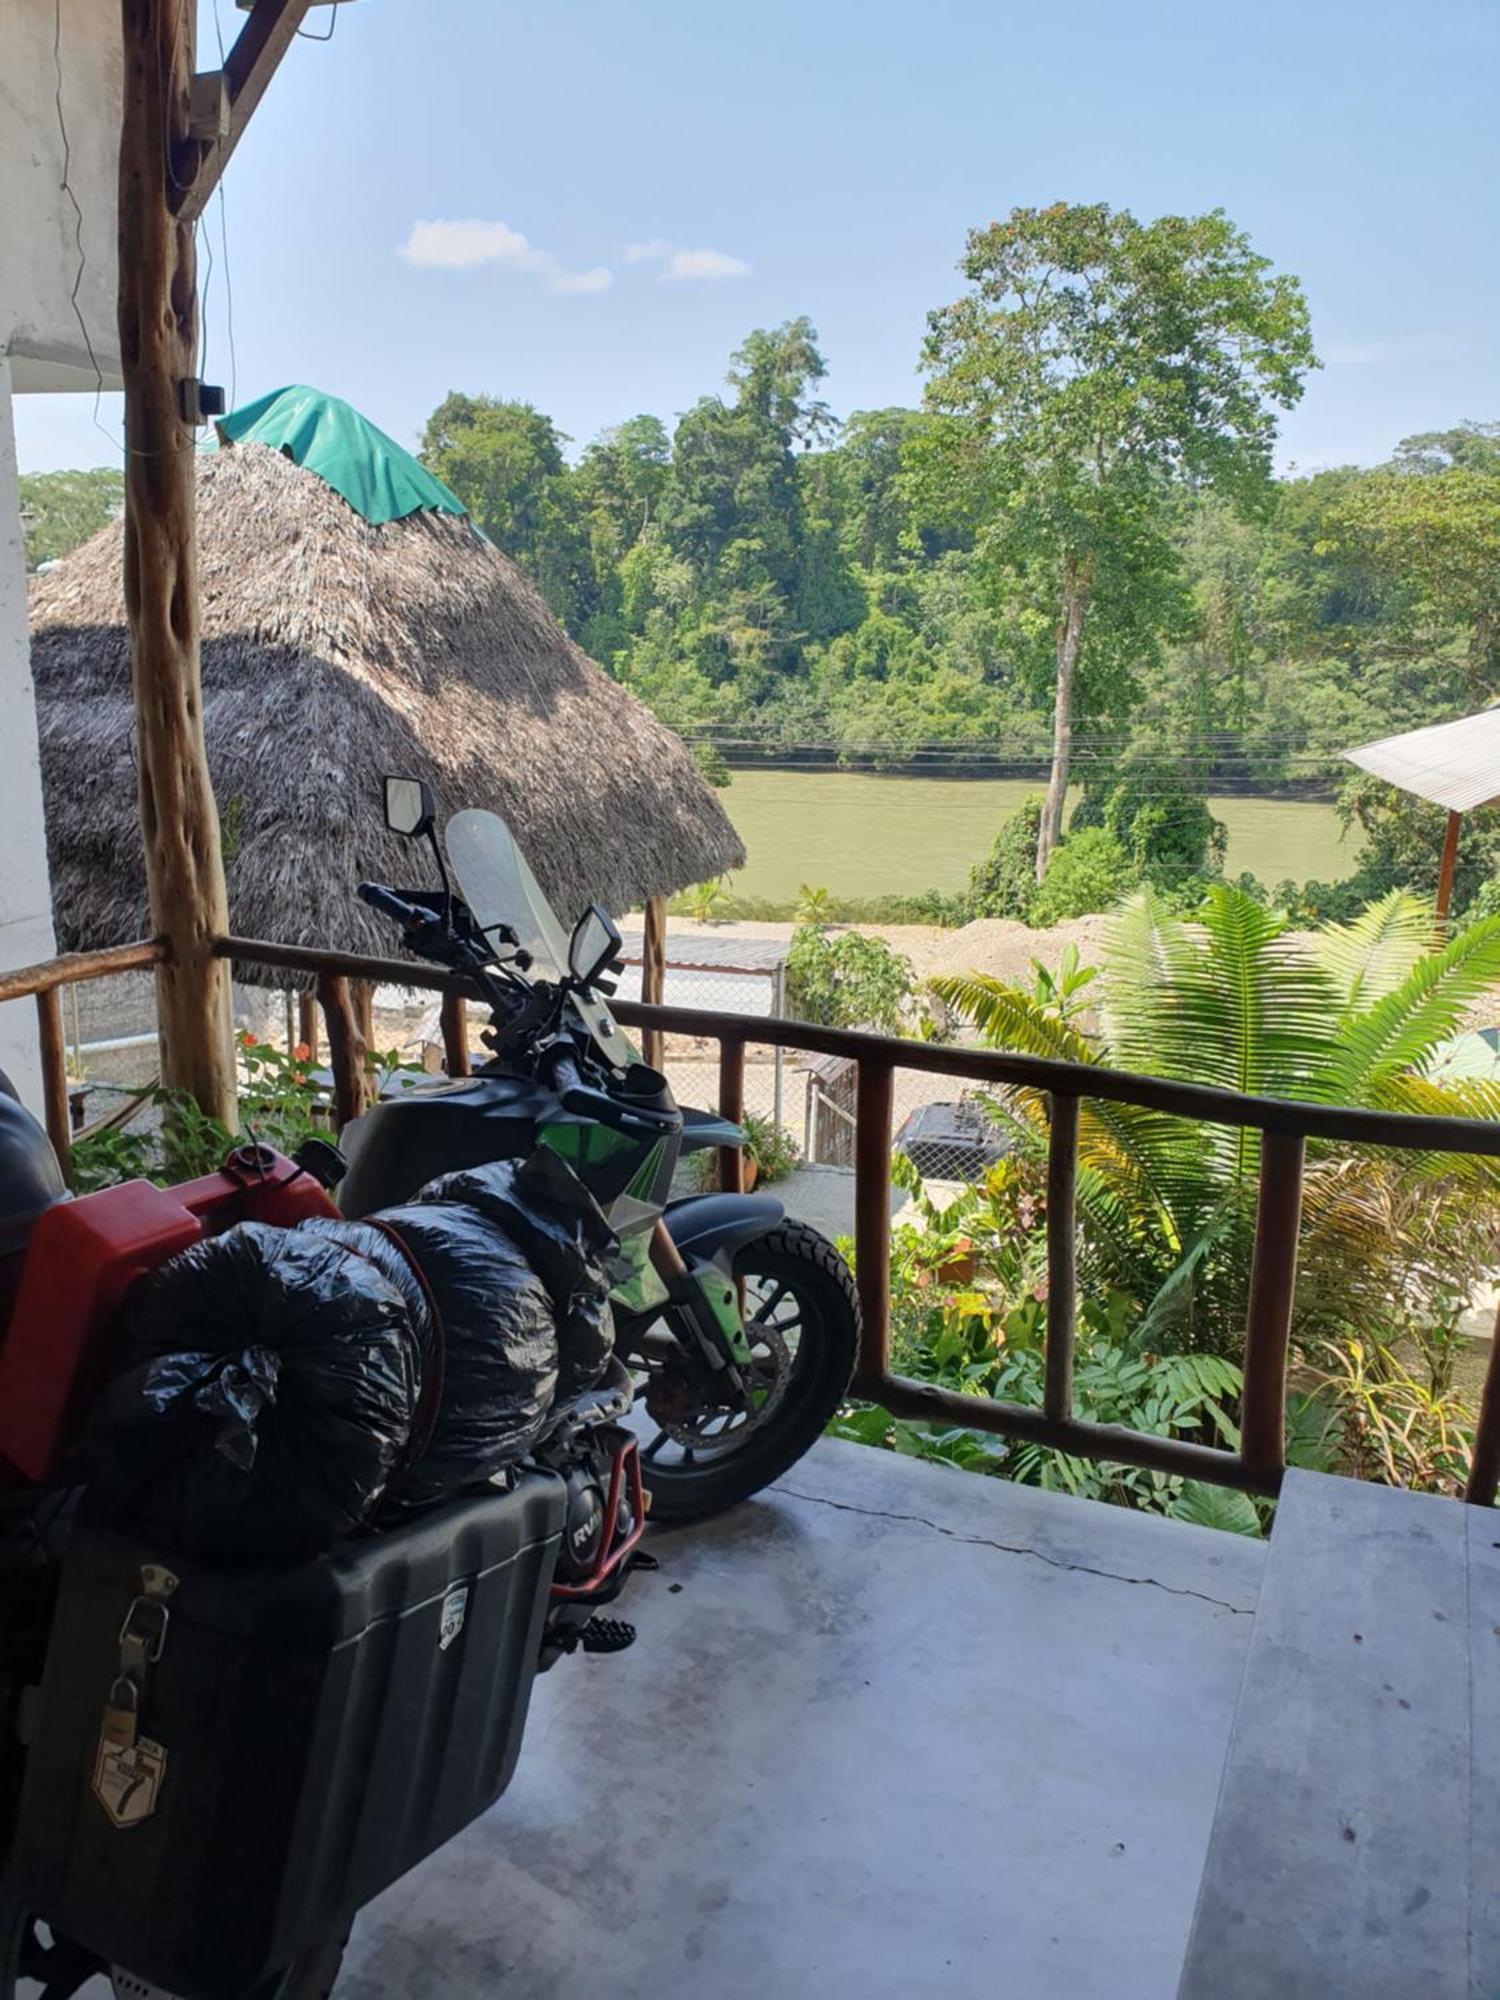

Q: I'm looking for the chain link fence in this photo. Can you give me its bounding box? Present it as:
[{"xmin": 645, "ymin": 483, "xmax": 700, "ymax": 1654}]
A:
[{"xmin": 614, "ymin": 929, "xmax": 1011, "ymax": 1238}]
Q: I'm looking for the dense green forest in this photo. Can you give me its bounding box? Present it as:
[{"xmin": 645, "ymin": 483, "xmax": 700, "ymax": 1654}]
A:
[
  {"xmin": 409, "ymin": 215, "xmax": 1500, "ymax": 855},
  {"xmin": 22, "ymin": 204, "xmax": 1500, "ymax": 903}
]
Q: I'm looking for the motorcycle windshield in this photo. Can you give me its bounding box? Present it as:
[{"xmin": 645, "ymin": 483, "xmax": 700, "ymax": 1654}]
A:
[{"xmin": 446, "ymin": 808, "xmax": 635, "ymax": 1069}]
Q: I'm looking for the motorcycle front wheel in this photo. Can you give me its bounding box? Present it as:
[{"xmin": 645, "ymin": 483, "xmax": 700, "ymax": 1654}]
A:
[{"xmin": 624, "ymin": 1219, "xmax": 859, "ymax": 1522}]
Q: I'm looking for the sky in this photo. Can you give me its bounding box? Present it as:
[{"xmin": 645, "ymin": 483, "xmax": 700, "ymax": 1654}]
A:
[{"xmin": 14, "ymin": 0, "xmax": 1500, "ymax": 475}]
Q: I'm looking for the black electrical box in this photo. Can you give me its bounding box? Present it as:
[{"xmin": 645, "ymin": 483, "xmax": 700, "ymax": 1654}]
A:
[{"xmin": 14, "ymin": 1474, "xmax": 566, "ymax": 1996}]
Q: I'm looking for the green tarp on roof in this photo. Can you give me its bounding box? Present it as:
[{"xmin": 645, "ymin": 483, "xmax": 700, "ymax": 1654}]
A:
[{"xmin": 216, "ymin": 385, "xmax": 467, "ymax": 527}]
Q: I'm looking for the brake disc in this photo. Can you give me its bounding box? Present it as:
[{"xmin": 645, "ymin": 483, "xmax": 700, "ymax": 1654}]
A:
[{"xmin": 648, "ymin": 1318, "xmax": 791, "ymax": 1448}]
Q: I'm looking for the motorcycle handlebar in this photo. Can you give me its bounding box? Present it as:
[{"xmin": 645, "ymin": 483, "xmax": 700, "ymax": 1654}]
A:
[{"xmin": 357, "ymin": 881, "xmax": 422, "ymax": 926}]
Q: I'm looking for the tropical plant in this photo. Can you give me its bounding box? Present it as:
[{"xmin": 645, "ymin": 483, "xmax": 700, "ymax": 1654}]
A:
[
  {"xmin": 785, "ymin": 923, "xmax": 914, "ymax": 1033},
  {"xmin": 929, "ymin": 885, "xmax": 1500, "ymax": 1359},
  {"xmin": 1301, "ymin": 1340, "xmax": 1475, "ymax": 1497},
  {"xmin": 1030, "ymin": 827, "xmax": 1136, "ymax": 924},
  {"xmin": 681, "ymin": 878, "xmax": 730, "ymax": 922},
  {"xmin": 794, "ymin": 884, "xmax": 836, "ymax": 924},
  {"xmin": 738, "ymin": 1111, "xmax": 802, "ymax": 1186},
  {"xmin": 831, "ymin": 1153, "xmax": 1260, "ymax": 1526}
]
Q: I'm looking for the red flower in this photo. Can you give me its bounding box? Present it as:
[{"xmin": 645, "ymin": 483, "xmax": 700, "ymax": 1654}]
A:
[
  {"xmin": 240, "ymin": 1029, "xmax": 255, "ymax": 1048},
  {"xmin": 294, "ymin": 1042, "xmax": 312, "ymax": 1063}
]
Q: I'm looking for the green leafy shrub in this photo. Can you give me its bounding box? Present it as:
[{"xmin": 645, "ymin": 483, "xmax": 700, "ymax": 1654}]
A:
[
  {"xmin": 1071, "ymin": 759, "xmax": 1227, "ymax": 890},
  {"xmin": 68, "ymin": 1035, "xmax": 421, "ymax": 1194},
  {"xmin": 931, "ymin": 885, "xmax": 1500, "ymax": 1361},
  {"xmin": 784, "ymin": 924, "xmax": 914, "ymax": 1031},
  {"xmin": 966, "ymin": 796, "xmax": 1043, "ymax": 920},
  {"xmin": 740, "ymin": 1111, "xmax": 802, "ymax": 1185},
  {"xmin": 830, "ymin": 1153, "xmax": 1258, "ymax": 1525},
  {"xmin": 1030, "ymin": 828, "xmax": 1136, "ymax": 924}
]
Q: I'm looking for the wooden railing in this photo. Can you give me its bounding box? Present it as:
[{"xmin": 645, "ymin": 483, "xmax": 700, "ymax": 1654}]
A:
[
  {"xmin": 10, "ymin": 932, "xmax": 1500, "ymax": 1507},
  {"xmin": 0, "ymin": 941, "xmax": 169, "ymax": 1164}
]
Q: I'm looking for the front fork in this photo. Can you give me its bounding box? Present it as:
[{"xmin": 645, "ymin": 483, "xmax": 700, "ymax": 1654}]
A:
[{"xmin": 648, "ymin": 1220, "xmax": 753, "ymax": 1394}]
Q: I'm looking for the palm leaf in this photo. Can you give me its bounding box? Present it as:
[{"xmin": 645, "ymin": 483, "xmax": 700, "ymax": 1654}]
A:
[
  {"xmin": 1170, "ymin": 1481, "xmax": 1262, "ymax": 1536},
  {"xmin": 1313, "ymin": 915, "xmax": 1500, "ymax": 1104},
  {"xmin": 1312, "ymin": 889, "xmax": 1435, "ymax": 1014}
]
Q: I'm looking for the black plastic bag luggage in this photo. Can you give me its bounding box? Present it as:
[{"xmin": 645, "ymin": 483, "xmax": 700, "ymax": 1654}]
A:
[
  {"xmin": 88, "ymin": 1222, "xmax": 421, "ymax": 1561},
  {"xmin": 363, "ymin": 1202, "xmax": 558, "ymax": 1506},
  {"xmin": 417, "ymin": 1149, "xmax": 618, "ymax": 1397},
  {"xmin": 13, "ymin": 1475, "xmax": 566, "ymax": 1999}
]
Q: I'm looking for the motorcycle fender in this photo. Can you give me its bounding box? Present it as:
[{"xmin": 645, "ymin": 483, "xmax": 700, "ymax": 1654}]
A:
[{"xmin": 664, "ymin": 1192, "xmax": 784, "ymax": 1273}]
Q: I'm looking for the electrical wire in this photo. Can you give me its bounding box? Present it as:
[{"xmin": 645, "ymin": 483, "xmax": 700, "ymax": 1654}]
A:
[{"xmin": 52, "ymin": 0, "xmax": 118, "ymax": 459}]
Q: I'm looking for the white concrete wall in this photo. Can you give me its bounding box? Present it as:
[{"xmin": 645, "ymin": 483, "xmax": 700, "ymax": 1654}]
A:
[
  {"xmin": 0, "ymin": 0, "xmax": 122, "ymax": 1115},
  {"xmin": 0, "ymin": 359, "xmax": 58, "ymax": 1111},
  {"xmin": 0, "ymin": 0, "xmax": 122, "ymax": 388}
]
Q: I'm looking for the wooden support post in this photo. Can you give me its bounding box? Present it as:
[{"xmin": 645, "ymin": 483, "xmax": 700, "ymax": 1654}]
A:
[
  {"xmin": 317, "ymin": 972, "xmax": 368, "ymax": 1129},
  {"xmin": 1436, "ymin": 809, "xmax": 1462, "ymax": 927},
  {"xmin": 854, "ymin": 1059, "xmax": 895, "ymax": 1388},
  {"xmin": 1044, "ymin": 1092, "xmax": 1080, "ymax": 1422},
  {"xmin": 1465, "ymin": 1295, "xmax": 1500, "ymax": 1504},
  {"xmin": 119, "ymin": 0, "xmax": 237, "ymax": 1133},
  {"xmin": 297, "ymin": 991, "xmax": 318, "ymax": 1062},
  {"xmin": 351, "ymin": 979, "xmax": 375, "ymax": 1054},
  {"xmin": 36, "ymin": 989, "xmax": 72, "ymax": 1175},
  {"xmin": 440, "ymin": 990, "xmax": 472, "ymax": 1077},
  {"xmin": 717, "ymin": 1034, "xmax": 746, "ymax": 1195},
  {"xmin": 1241, "ymin": 1130, "xmax": 1305, "ymax": 1482},
  {"xmin": 640, "ymin": 894, "xmax": 667, "ymax": 1071}
]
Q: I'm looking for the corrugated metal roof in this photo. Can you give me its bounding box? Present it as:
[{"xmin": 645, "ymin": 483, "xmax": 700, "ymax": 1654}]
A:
[{"xmin": 1343, "ymin": 707, "xmax": 1500, "ymax": 813}]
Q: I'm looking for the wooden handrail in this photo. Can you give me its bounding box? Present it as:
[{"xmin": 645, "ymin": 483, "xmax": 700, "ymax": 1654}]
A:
[
  {"xmin": 20, "ymin": 928, "xmax": 1498, "ymax": 1500},
  {"xmin": 200, "ymin": 932, "xmax": 1500, "ymax": 1502},
  {"xmin": 0, "ymin": 939, "xmax": 166, "ymax": 1004},
  {"xmin": 207, "ymin": 939, "xmax": 1500, "ymax": 1156}
]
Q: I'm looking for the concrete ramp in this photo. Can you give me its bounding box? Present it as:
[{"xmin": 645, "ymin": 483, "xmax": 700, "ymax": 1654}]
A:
[{"xmin": 1178, "ymin": 1468, "xmax": 1499, "ymax": 1999}]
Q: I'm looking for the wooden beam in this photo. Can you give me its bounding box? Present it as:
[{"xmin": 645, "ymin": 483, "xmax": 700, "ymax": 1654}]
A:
[
  {"xmin": 0, "ymin": 940, "xmax": 165, "ymax": 1004},
  {"xmin": 172, "ymin": 0, "xmax": 313, "ymax": 223},
  {"xmin": 440, "ymin": 991, "xmax": 471, "ymax": 1077},
  {"xmin": 640, "ymin": 894, "xmax": 667, "ymax": 1071},
  {"xmin": 1044, "ymin": 1092, "xmax": 1079, "ymax": 1422},
  {"xmin": 317, "ymin": 972, "xmax": 368, "ymax": 1128},
  {"xmin": 1240, "ymin": 1130, "xmax": 1306, "ymax": 1484},
  {"xmin": 120, "ymin": 0, "xmax": 238, "ymax": 1132},
  {"xmin": 1436, "ymin": 808, "xmax": 1462, "ymax": 926},
  {"xmin": 36, "ymin": 990, "xmax": 73, "ymax": 1176},
  {"xmin": 853, "ymin": 1059, "xmax": 895, "ymax": 1388},
  {"xmin": 297, "ymin": 991, "xmax": 319, "ymax": 1062},
  {"xmin": 717, "ymin": 1034, "xmax": 745, "ymax": 1195},
  {"xmin": 1466, "ymin": 1294, "xmax": 1500, "ymax": 1504}
]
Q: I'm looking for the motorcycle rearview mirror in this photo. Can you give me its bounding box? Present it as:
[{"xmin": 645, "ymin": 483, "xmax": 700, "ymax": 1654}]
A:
[
  {"xmin": 383, "ymin": 774, "xmax": 436, "ymax": 840},
  {"xmin": 569, "ymin": 905, "xmax": 621, "ymax": 986}
]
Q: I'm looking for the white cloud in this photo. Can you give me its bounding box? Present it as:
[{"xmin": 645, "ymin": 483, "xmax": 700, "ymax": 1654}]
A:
[
  {"xmin": 665, "ymin": 246, "xmax": 752, "ymax": 281},
  {"xmin": 398, "ymin": 219, "xmax": 612, "ymax": 295},
  {"xmin": 624, "ymin": 239, "xmax": 752, "ymax": 282}
]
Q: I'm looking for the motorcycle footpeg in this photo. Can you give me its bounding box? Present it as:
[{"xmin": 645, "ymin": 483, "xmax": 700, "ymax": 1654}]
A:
[{"xmin": 579, "ymin": 1616, "xmax": 637, "ymax": 1655}]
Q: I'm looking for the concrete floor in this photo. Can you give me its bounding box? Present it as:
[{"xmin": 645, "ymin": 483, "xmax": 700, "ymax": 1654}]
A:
[{"xmin": 335, "ymin": 1439, "xmax": 1265, "ymax": 2000}]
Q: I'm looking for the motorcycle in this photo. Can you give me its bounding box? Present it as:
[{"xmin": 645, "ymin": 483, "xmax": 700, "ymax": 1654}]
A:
[
  {"xmin": 339, "ymin": 775, "xmax": 860, "ymax": 1524},
  {"xmin": 0, "ymin": 781, "xmax": 858, "ymax": 1999}
]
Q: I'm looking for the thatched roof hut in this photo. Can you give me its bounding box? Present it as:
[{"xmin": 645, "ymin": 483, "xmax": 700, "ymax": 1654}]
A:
[{"xmin": 29, "ymin": 411, "xmax": 744, "ymax": 986}]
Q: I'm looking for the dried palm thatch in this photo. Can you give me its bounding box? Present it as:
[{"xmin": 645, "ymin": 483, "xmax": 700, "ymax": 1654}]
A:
[{"xmin": 29, "ymin": 441, "xmax": 744, "ymax": 987}]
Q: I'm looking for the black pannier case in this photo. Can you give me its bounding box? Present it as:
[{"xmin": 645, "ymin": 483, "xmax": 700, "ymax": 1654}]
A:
[{"xmin": 14, "ymin": 1473, "xmax": 566, "ymax": 1997}]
